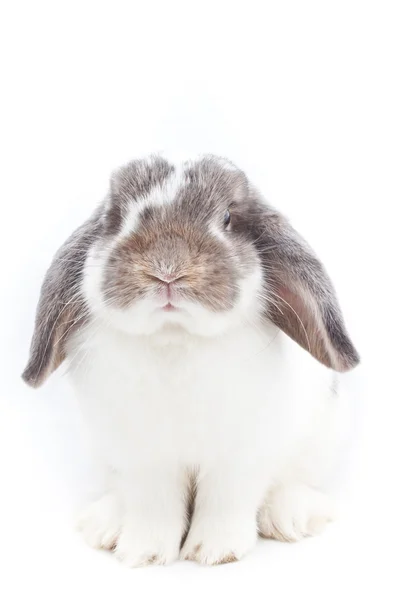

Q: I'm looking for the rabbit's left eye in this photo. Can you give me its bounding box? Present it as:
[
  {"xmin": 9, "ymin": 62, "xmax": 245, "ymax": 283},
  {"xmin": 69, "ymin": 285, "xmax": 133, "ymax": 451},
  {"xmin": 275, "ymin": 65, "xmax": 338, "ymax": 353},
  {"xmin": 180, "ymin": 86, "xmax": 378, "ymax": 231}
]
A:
[{"xmin": 223, "ymin": 210, "xmax": 231, "ymax": 228}]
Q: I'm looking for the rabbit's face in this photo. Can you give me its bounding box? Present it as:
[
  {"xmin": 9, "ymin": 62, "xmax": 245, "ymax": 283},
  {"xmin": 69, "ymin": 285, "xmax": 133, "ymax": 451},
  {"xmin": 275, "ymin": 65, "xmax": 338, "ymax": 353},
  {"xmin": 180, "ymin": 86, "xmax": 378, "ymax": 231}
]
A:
[{"xmin": 84, "ymin": 156, "xmax": 263, "ymax": 336}]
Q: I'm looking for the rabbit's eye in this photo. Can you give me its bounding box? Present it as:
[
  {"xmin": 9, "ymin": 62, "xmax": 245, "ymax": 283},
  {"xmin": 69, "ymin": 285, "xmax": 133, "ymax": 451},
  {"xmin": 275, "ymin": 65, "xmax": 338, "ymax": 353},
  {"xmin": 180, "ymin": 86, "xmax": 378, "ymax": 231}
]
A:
[{"xmin": 223, "ymin": 209, "xmax": 231, "ymax": 228}]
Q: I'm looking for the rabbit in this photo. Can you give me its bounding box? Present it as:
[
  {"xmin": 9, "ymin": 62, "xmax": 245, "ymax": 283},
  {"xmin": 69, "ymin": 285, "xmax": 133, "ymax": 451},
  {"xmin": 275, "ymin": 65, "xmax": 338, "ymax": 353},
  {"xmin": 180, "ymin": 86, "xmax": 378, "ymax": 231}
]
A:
[{"xmin": 22, "ymin": 154, "xmax": 359, "ymax": 567}]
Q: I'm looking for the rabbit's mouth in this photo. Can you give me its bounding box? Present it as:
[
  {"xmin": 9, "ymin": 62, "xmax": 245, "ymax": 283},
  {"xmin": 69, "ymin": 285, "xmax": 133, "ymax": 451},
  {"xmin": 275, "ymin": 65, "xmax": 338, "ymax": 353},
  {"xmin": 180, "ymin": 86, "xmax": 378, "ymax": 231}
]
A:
[{"xmin": 162, "ymin": 303, "xmax": 179, "ymax": 312}]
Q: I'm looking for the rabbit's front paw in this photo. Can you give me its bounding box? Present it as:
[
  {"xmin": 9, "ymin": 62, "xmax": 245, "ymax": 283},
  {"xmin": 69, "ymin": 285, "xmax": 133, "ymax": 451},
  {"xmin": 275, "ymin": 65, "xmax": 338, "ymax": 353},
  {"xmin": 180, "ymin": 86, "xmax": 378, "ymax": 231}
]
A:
[
  {"xmin": 114, "ymin": 518, "xmax": 182, "ymax": 567},
  {"xmin": 181, "ymin": 518, "xmax": 257, "ymax": 565},
  {"xmin": 258, "ymin": 483, "xmax": 335, "ymax": 542},
  {"xmin": 77, "ymin": 492, "xmax": 122, "ymax": 550}
]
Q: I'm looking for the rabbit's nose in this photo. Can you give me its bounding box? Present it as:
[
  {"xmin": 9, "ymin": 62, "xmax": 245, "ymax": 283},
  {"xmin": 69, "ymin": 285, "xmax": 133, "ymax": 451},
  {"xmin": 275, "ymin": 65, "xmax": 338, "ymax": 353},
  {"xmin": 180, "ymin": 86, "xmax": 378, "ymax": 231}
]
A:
[
  {"xmin": 149, "ymin": 272, "xmax": 185, "ymax": 286},
  {"xmin": 156, "ymin": 273, "xmax": 179, "ymax": 284}
]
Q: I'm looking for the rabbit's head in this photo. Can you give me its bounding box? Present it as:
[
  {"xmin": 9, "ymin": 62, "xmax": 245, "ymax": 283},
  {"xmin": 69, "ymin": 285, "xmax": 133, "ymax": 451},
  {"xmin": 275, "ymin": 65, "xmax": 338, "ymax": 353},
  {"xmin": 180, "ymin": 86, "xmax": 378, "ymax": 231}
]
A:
[{"xmin": 22, "ymin": 155, "xmax": 359, "ymax": 387}]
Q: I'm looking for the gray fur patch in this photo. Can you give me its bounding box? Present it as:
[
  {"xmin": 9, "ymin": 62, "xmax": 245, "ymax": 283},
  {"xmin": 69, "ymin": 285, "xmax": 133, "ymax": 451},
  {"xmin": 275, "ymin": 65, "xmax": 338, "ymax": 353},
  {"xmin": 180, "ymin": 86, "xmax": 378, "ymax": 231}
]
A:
[
  {"xmin": 232, "ymin": 190, "xmax": 360, "ymax": 371},
  {"xmin": 22, "ymin": 211, "xmax": 103, "ymax": 387},
  {"xmin": 105, "ymin": 156, "xmax": 175, "ymax": 235}
]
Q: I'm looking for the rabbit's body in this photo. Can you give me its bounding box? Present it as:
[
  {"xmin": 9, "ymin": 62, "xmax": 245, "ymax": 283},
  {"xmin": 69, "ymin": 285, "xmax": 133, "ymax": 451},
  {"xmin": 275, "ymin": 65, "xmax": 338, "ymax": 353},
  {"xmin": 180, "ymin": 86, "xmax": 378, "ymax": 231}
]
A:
[
  {"xmin": 23, "ymin": 154, "xmax": 358, "ymax": 566},
  {"xmin": 70, "ymin": 314, "xmax": 338, "ymax": 565},
  {"xmin": 70, "ymin": 316, "xmax": 332, "ymax": 471}
]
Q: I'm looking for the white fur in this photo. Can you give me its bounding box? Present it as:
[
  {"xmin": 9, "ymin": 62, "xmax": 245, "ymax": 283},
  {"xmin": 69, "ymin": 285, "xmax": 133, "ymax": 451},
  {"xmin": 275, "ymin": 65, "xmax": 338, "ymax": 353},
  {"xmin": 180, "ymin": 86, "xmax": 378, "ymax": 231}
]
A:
[
  {"xmin": 77, "ymin": 490, "xmax": 122, "ymax": 550},
  {"xmin": 258, "ymin": 483, "xmax": 335, "ymax": 542},
  {"xmin": 70, "ymin": 164, "xmax": 342, "ymax": 566}
]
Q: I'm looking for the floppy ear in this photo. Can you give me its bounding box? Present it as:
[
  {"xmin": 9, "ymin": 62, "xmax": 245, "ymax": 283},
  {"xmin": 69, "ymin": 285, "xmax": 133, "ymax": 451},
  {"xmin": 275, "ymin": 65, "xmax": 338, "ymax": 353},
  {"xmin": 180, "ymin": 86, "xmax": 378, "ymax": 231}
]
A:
[
  {"xmin": 22, "ymin": 215, "xmax": 102, "ymax": 388},
  {"xmin": 252, "ymin": 203, "xmax": 359, "ymax": 372}
]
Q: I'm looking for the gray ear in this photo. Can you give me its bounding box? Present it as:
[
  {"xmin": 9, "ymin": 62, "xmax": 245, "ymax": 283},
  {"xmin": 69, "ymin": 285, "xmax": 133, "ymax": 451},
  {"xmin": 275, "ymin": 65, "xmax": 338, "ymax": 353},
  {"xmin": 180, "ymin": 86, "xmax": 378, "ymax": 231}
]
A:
[
  {"xmin": 252, "ymin": 203, "xmax": 359, "ymax": 372},
  {"xmin": 22, "ymin": 214, "xmax": 102, "ymax": 388}
]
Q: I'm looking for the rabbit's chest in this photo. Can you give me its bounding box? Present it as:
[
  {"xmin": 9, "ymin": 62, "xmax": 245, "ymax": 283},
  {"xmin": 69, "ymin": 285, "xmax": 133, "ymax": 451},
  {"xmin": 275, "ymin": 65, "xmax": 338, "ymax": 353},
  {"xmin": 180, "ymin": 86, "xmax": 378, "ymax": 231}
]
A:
[{"xmin": 68, "ymin": 322, "xmax": 315, "ymax": 466}]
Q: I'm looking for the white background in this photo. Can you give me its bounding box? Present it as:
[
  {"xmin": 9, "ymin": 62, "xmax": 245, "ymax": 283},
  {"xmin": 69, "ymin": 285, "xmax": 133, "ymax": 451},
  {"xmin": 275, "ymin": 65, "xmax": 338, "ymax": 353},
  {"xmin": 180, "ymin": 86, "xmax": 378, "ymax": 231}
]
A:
[{"xmin": 1, "ymin": 1, "xmax": 399, "ymax": 598}]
